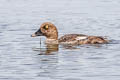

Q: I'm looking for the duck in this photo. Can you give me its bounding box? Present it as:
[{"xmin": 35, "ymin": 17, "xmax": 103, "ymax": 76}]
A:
[{"xmin": 31, "ymin": 22, "xmax": 108, "ymax": 45}]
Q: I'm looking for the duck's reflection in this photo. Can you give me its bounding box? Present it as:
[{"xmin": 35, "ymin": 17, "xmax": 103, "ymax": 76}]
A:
[
  {"xmin": 32, "ymin": 43, "xmax": 108, "ymax": 55},
  {"xmin": 44, "ymin": 44, "xmax": 59, "ymax": 55},
  {"xmin": 32, "ymin": 44, "xmax": 59, "ymax": 55}
]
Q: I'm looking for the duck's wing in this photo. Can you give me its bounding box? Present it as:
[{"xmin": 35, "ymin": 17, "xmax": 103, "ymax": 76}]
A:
[{"xmin": 58, "ymin": 34, "xmax": 87, "ymax": 43}]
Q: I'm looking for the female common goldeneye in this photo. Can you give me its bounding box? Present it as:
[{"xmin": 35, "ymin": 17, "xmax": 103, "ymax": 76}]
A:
[{"xmin": 31, "ymin": 22, "xmax": 108, "ymax": 45}]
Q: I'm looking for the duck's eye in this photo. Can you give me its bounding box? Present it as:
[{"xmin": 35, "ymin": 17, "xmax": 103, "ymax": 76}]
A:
[{"xmin": 44, "ymin": 25, "xmax": 49, "ymax": 30}]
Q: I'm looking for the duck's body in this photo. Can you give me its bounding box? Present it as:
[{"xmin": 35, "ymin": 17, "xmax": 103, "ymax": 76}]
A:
[
  {"xmin": 59, "ymin": 34, "xmax": 108, "ymax": 45},
  {"xmin": 31, "ymin": 22, "xmax": 108, "ymax": 45}
]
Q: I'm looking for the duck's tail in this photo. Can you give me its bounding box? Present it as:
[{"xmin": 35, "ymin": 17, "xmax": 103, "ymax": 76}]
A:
[{"xmin": 88, "ymin": 36, "xmax": 109, "ymax": 44}]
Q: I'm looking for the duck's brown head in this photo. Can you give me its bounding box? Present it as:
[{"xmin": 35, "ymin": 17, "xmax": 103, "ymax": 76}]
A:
[{"xmin": 31, "ymin": 22, "xmax": 58, "ymax": 40}]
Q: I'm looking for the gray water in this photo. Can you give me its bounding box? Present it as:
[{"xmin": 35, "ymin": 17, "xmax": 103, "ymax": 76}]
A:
[{"xmin": 0, "ymin": 0, "xmax": 120, "ymax": 80}]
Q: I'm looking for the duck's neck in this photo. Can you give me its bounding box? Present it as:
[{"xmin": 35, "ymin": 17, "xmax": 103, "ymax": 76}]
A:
[
  {"xmin": 45, "ymin": 30, "xmax": 58, "ymax": 44},
  {"xmin": 45, "ymin": 38, "xmax": 59, "ymax": 44}
]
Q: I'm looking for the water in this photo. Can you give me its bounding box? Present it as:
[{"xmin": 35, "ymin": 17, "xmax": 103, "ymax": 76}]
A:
[{"xmin": 0, "ymin": 0, "xmax": 120, "ymax": 80}]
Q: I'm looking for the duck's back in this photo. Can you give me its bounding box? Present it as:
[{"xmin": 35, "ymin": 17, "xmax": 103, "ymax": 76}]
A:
[{"xmin": 58, "ymin": 34, "xmax": 108, "ymax": 45}]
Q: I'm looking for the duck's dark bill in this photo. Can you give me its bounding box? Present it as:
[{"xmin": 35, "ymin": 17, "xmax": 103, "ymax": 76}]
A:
[
  {"xmin": 31, "ymin": 33, "xmax": 37, "ymax": 37},
  {"xmin": 31, "ymin": 29, "xmax": 43, "ymax": 37}
]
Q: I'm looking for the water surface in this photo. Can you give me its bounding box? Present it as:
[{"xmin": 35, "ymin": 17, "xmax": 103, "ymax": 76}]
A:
[{"xmin": 0, "ymin": 0, "xmax": 120, "ymax": 80}]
